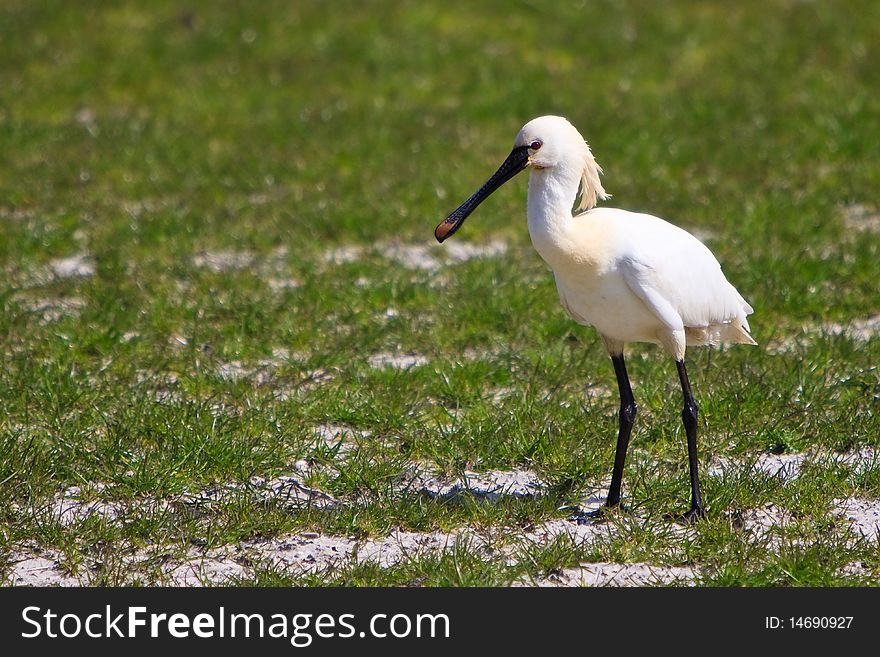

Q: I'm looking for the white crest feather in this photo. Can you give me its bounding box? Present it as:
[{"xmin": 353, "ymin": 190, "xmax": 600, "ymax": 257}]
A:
[{"xmin": 575, "ymin": 143, "xmax": 609, "ymax": 212}]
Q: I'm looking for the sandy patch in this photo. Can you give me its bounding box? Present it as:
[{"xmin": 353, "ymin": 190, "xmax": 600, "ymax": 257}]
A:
[
  {"xmin": 763, "ymin": 334, "xmax": 808, "ymax": 354},
  {"xmin": 219, "ymin": 506, "xmax": 615, "ymax": 582},
  {"xmin": 179, "ymin": 425, "xmax": 374, "ymax": 507},
  {"xmin": 710, "ymin": 448, "xmax": 878, "ymax": 482},
  {"xmin": 6, "ymin": 467, "xmax": 613, "ymax": 585},
  {"xmin": 323, "ymin": 245, "xmax": 364, "ymax": 264},
  {"xmin": 416, "ymin": 467, "xmax": 542, "ymax": 502},
  {"xmin": 294, "ymin": 368, "xmax": 336, "ymax": 393},
  {"xmin": 120, "ymin": 197, "xmax": 181, "ymax": 217},
  {"xmin": 710, "ymin": 452, "xmax": 807, "ymax": 480},
  {"xmin": 19, "ymin": 452, "xmax": 874, "ymax": 586},
  {"xmin": 841, "ymin": 203, "xmax": 880, "ymax": 234},
  {"xmin": 214, "ymin": 348, "xmax": 306, "ymax": 386},
  {"xmin": 312, "ymin": 423, "xmax": 370, "ymax": 453},
  {"xmin": 184, "ymin": 476, "xmax": 338, "ymax": 512},
  {"xmin": 49, "ymin": 254, "xmax": 95, "ymax": 279},
  {"xmin": 442, "ymin": 240, "xmax": 507, "ymax": 262},
  {"xmin": 5, "ymin": 544, "xmax": 251, "ymax": 587},
  {"xmin": 0, "ymin": 206, "xmax": 36, "ymax": 221},
  {"xmin": 4, "ymin": 515, "xmax": 643, "ymax": 586},
  {"xmin": 732, "ymin": 503, "xmax": 793, "ymax": 541},
  {"xmin": 379, "ymin": 243, "xmax": 442, "ymax": 270},
  {"xmin": 25, "ymin": 465, "xmax": 341, "ymax": 537},
  {"xmin": 192, "ymin": 250, "xmax": 255, "ymax": 272},
  {"xmin": 5, "ymin": 553, "xmax": 80, "ymax": 587},
  {"xmin": 833, "ymin": 447, "xmax": 879, "ymax": 473},
  {"xmin": 269, "ymin": 368, "xmax": 338, "ymax": 400},
  {"xmin": 193, "ymin": 498, "xmax": 648, "ymax": 583},
  {"xmin": 20, "ymin": 296, "xmax": 86, "ymax": 322},
  {"xmin": 250, "ymin": 529, "xmax": 474, "ymax": 573},
  {"xmin": 4, "ymin": 482, "xmax": 710, "ymax": 587},
  {"xmin": 821, "ymin": 315, "xmax": 880, "ymax": 341},
  {"xmin": 752, "ymin": 452, "xmax": 808, "ymax": 478},
  {"xmin": 258, "ymin": 477, "xmax": 339, "ymax": 508},
  {"xmin": 486, "ymin": 387, "xmax": 517, "ymax": 403},
  {"xmin": 42, "ymin": 486, "xmax": 127, "ymax": 526},
  {"xmin": 835, "ymin": 498, "xmax": 880, "ymax": 542},
  {"xmin": 165, "ymin": 554, "xmax": 249, "ymax": 586},
  {"xmin": 380, "ymin": 241, "xmax": 507, "ymax": 270},
  {"xmin": 841, "ymin": 561, "xmax": 875, "ymax": 580},
  {"xmin": 568, "ymin": 489, "xmax": 611, "ymax": 518},
  {"xmin": 367, "ymin": 351, "xmax": 429, "ymax": 370},
  {"xmin": 266, "ymin": 277, "xmax": 301, "ymax": 292},
  {"xmin": 516, "ymin": 562, "xmax": 697, "ymax": 587},
  {"xmin": 16, "ymin": 485, "xmax": 177, "ymax": 530},
  {"xmin": 516, "ymin": 517, "xmax": 612, "ymax": 551},
  {"xmin": 215, "ymin": 360, "xmax": 269, "ymax": 384},
  {"xmin": 324, "ymin": 240, "xmax": 507, "ymax": 271},
  {"xmin": 182, "ymin": 429, "xmax": 365, "ymax": 509},
  {"xmin": 246, "ymin": 514, "xmax": 610, "ymax": 578},
  {"xmin": 136, "ymin": 370, "xmax": 182, "ymax": 403},
  {"xmin": 246, "ymin": 534, "xmax": 357, "ymax": 572},
  {"xmin": 767, "ymin": 316, "xmax": 880, "ymax": 352}
]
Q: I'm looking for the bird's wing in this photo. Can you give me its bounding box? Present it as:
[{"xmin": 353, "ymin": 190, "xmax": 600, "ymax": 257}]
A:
[
  {"xmin": 619, "ymin": 227, "xmax": 749, "ymax": 330},
  {"xmin": 619, "ymin": 257, "xmax": 685, "ymax": 331}
]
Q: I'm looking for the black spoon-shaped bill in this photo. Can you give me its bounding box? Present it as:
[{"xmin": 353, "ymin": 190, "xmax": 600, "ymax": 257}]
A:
[{"xmin": 434, "ymin": 145, "xmax": 530, "ymax": 243}]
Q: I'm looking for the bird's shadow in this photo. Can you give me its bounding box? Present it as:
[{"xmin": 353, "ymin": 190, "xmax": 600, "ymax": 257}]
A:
[{"xmin": 419, "ymin": 482, "xmax": 540, "ymax": 505}]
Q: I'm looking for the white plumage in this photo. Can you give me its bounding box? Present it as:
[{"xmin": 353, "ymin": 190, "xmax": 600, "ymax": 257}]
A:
[
  {"xmin": 435, "ymin": 115, "xmax": 756, "ymax": 521},
  {"xmin": 517, "ymin": 116, "xmax": 755, "ymax": 360},
  {"xmin": 546, "ymin": 207, "xmax": 755, "ymax": 360}
]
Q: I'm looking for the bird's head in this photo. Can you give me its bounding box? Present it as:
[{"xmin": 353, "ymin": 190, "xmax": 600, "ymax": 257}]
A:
[{"xmin": 435, "ymin": 115, "xmax": 608, "ymax": 242}]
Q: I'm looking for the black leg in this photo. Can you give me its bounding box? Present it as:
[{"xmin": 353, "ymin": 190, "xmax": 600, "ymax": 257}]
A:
[
  {"xmin": 606, "ymin": 353, "xmax": 636, "ymax": 507},
  {"xmin": 676, "ymin": 359, "xmax": 705, "ymax": 521},
  {"xmin": 573, "ymin": 353, "xmax": 636, "ymax": 524}
]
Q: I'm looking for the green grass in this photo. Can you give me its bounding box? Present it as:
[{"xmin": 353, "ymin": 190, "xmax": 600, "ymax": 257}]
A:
[{"xmin": 1, "ymin": 0, "xmax": 879, "ymax": 586}]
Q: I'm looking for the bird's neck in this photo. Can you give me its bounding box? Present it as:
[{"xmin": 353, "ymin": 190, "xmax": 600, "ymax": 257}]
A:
[{"xmin": 526, "ymin": 167, "xmax": 582, "ymax": 268}]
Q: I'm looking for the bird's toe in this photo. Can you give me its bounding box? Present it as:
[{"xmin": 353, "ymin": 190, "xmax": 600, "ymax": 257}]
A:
[
  {"xmin": 569, "ymin": 503, "xmax": 628, "ymax": 525},
  {"xmin": 667, "ymin": 506, "xmax": 706, "ymax": 524}
]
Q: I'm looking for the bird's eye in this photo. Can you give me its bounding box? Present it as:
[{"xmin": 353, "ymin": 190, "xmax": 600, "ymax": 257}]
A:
[{"xmin": 530, "ymin": 140, "xmax": 543, "ymax": 151}]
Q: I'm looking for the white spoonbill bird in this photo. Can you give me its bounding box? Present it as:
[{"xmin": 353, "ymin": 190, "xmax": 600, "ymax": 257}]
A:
[{"xmin": 435, "ymin": 115, "xmax": 755, "ymax": 521}]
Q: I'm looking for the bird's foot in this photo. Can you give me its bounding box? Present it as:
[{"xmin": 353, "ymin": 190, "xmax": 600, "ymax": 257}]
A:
[
  {"xmin": 666, "ymin": 505, "xmax": 706, "ymax": 524},
  {"xmin": 569, "ymin": 502, "xmax": 627, "ymax": 525}
]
